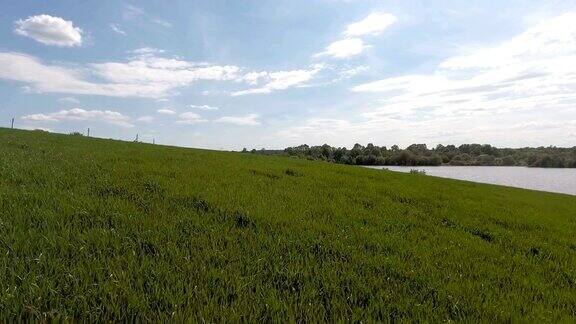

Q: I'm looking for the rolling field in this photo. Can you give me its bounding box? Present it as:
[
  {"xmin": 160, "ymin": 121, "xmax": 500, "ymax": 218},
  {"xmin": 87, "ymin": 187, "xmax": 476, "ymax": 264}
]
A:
[{"xmin": 1, "ymin": 128, "xmax": 576, "ymax": 321}]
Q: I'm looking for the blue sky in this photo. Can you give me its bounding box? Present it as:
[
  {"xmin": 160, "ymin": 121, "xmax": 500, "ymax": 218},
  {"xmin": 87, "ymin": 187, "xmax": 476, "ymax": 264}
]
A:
[{"xmin": 1, "ymin": 0, "xmax": 576, "ymax": 149}]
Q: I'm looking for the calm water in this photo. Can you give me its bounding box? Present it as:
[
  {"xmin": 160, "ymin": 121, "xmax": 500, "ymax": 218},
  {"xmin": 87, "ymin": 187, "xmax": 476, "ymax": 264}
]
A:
[{"xmin": 364, "ymin": 166, "xmax": 576, "ymax": 195}]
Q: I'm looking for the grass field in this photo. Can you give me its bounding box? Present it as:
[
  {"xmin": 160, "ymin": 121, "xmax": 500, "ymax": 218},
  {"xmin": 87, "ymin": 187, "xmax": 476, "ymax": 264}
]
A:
[{"xmin": 1, "ymin": 128, "xmax": 575, "ymax": 321}]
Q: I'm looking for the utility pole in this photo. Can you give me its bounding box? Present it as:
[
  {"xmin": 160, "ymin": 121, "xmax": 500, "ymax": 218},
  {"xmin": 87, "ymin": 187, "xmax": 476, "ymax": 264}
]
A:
[{"xmin": 11, "ymin": 117, "xmax": 14, "ymax": 129}]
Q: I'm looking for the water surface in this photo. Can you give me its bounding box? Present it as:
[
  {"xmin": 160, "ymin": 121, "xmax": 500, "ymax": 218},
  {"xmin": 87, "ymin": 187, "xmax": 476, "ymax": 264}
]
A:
[{"xmin": 364, "ymin": 166, "xmax": 576, "ymax": 195}]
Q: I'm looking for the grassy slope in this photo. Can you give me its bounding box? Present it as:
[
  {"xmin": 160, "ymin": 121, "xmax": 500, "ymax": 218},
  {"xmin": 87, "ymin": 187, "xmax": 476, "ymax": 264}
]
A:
[{"xmin": 1, "ymin": 128, "xmax": 575, "ymax": 321}]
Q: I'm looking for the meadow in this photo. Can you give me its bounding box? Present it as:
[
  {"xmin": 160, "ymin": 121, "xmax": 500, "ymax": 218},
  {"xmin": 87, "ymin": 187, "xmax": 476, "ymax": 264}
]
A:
[{"xmin": 1, "ymin": 128, "xmax": 575, "ymax": 321}]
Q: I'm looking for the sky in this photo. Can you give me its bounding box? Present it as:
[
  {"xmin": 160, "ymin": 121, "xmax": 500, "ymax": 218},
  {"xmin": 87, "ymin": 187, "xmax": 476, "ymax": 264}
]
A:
[{"xmin": 1, "ymin": 0, "xmax": 576, "ymax": 150}]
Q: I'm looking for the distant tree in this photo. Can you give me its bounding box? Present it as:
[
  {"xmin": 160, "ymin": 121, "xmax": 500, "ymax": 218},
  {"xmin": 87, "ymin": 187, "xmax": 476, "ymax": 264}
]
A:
[
  {"xmin": 394, "ymin": 151, "xmax": 418, "ymax": 166},
  {"xmin": 407, "ymin": 144, "xmax": 428, "ymax": 155},
  {"xmin": 500, "ymin": 155, "xmax": 517, "ymax": 166},
  {"xmin": 450, "ymin": 153, "xmax": 473, "ymax": 166},
  {"xmin": 333, "ymin": 147, "xmax": 347, "ymax": 162},
  {"xmin": 423, "ymin": 154, "xmax": 442, "ymax": 166},
  {"xmin": 476, "ymin": 154, "xmax": 496, "ymax": 166},
  {"xmin": 531, "ymin": 155, "xmax": 564, "ymax": 168},
  {"xmin": 321, "ymin": 144, "xmax": 333, "ymax": 160},
  {"xmin": 278, "ymin": 143, "xmax": 576, "ymax": 168},
  {"xmin": 352, "ymin": 143, "xmax": 364, "ymax": 150}
]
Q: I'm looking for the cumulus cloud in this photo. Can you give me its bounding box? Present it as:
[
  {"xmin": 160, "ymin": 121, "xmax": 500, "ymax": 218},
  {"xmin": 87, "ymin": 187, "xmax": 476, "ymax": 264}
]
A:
[
  {"xmin": 91, "ymin": 51, "xmax": 241, "ymax": 86},
  {"xmin": 232, "ymin": 65, "xmax": 325, "ymax": 96},
  {"xmin": 273, "ymin": 12, "xmax": 576, "ymax": 148},
  {"xmin": 189, "ymin": 105, "xmax": 219, "ymax": 111},
  {"xmin": 0, "ymin": 52, "xmax": 134, "ymax": 96},
  {"xmin": 157, "ymin": 108, "xmax": 176, "ymax": 114},
  {"xmin": 22, "ymin": 108, "xmax": 133, "ymax": 127},
  {"xmin": 176, "ymin": 112, "xmax": 208, "ymax": 124},
  {"xmin": 0, "ymin": 50, "xmax": 243, "ymax": 98},
  {"xmin": 352, "ymin": 12, "xmax": 576, "ymax": 122},
  {"xmin": 214, "ymin": 114, "xmax": 260, "ymax": 126},
  {"xmin": 130, "ymin": 47, "xmax": 165, "ymax": 55},
  {"xmin": 314, "ymin": 12, "xmax": 395, "ymax": 60},
  {"xmin": 0, "ymin": 47, "xmax": 326, "ymax": 99},
  {"xmin": 339, "ymin": 65, "xmax": 369, "ymax": 78},
  {"xmin": 344, "ymin": 12, "xmax": 397, "ymax": 37},
  {"xmin": 285, "ymin": 12, "xmax": 576, "ymax": 147},
  {"xmin": 14, "ymin": 15, "xmax": 83, "ymax": 47},
  {"xmin": 315, "ymin": 38, "xmax": 367, "ymax": 59},
  {"xmin": 243, "ymin": 71, "xmax": 269, "ymax": 85}
]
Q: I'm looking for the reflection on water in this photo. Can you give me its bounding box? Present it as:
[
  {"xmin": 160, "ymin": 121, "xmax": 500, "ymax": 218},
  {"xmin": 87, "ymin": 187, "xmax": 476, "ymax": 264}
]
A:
[{"xmin": 365, "ymin": 166, "xmax": 576, "ymax": 195}]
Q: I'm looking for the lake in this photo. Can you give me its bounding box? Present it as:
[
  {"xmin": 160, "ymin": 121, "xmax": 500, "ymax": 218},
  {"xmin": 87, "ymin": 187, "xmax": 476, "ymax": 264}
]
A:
[{"xmin": 364, "ymin": 166, "xmax": 576, "ymax": 195}]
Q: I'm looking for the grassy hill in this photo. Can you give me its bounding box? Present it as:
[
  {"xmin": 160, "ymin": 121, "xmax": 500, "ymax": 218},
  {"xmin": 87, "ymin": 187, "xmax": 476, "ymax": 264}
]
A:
[{"xmin": 1, "ymin": 128, "xmax": 575, "ymax": 321}]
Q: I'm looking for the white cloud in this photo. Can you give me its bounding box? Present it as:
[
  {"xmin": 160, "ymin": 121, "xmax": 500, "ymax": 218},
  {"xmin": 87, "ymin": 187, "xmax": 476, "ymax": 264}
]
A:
[
  {"xmin": 0, "ymin": 52, "xmax": 135, "ymax": 96},
  {"xmin": 327, "ymin": 12, "xmax": 576, "ymax": 147},
  {"xmin": 21, "ymin": 113, "xmax": 59, "ymax": 122},
  {"xmin": 344, "ymin": 12, "xmax": 397, "ymax": 37},
  {"xmin": 157, "ymin": 108, "xmax": 176, "ymax": 114},
  {"xmin": 315, "ymin": 38, "xmax": 367, "ymax": 59},
  {"xmin": 243, "ymin": 71, "xmax": 269, "ymax": 85},
  {"xmin": 507, "ymin": 120, "xmax": 576, "ymax": 131},
  {"xmin": 313, "ymin": 12, "xmax": 395, "ymax": 61},
  {"xmin": 189, "ymin": 105, "xmax": 219, "ymax": 111},
  {"xmin": 440, "ymin": 13, "xmax": 576, "ymax": 70},
  {"xmin": 232, "ymin": 88, "xmax": 273, "ymax": 96},
  {"xmin": 352, "ymin": 12, "xmax": 576, "ymax": 122},
  {"xmin": 110, "ymin": 23, "xmax": 126, "ymax": 35},
  {"xmin": 130, "ymin": 47, "xmax": 165, "ymax": 55},
  {"xmin": 14, "ymin": 15, "xmax": 83, "ymax": 47},
  {"xmin": 176, "ymin": 112, "xmax": 208, "ymax": 124},
  {"xmin": 339, "ymin": 65, "xmax": 369, "ymax": 78},
  {"xmin": 90, "ymin": 51, "xmax": 241, "ymax": 94},
  {"xmin": 232, "ymin": 65, "xmax": 324, "ymax": 96},
  {"xmin": 22, "ymin": 108, "xmax": 133, "ymax": 127},
  {"xmin": 58, "ymin": 96, "xmax": 80, "ymax": 104},
  {"xmin": 0, "ymin": 48, "xmax": 324, "ymax": 99},
  {"xmin": 0, "ymin": 51, "xmax": 243, "ymax": 99},
  {"xmin": 214, "ymin": 114, "xmax": 260, "ymax": 126},
  {"xmin": 272, "ymin": 12, "xmax": 576, "ymax": 148}
]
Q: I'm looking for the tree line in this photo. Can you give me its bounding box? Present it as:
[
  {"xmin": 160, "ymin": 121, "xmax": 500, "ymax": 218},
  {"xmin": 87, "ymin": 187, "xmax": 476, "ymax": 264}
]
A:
[{"xmin": 242, "ymin": 143, "xmax": 576, "ymax": 168}]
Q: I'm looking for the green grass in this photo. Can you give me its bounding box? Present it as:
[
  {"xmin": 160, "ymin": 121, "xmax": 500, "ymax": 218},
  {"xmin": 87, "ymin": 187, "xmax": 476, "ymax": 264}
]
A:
[{"xmin": 1, "ymin": 128, "xmax": 575, "ymax": 321}]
